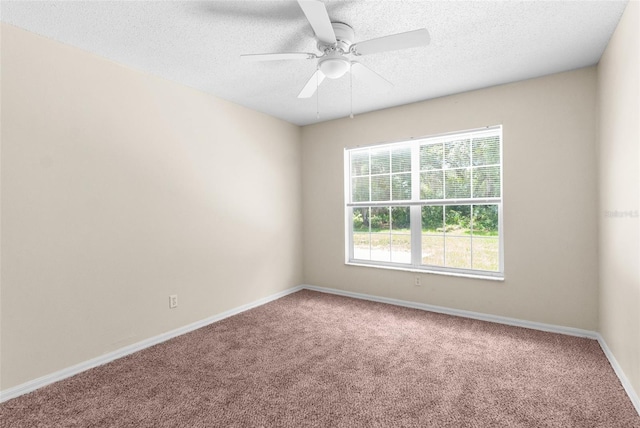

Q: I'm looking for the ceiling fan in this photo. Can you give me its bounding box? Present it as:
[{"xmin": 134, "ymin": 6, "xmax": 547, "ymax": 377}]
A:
[{"xmin": 240, "ymin": 0, "xmax": 431, "ymax": 99}]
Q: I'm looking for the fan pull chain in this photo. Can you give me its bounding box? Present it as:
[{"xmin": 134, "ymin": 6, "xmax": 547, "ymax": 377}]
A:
[{"xmin": 316, "ymin": 67, "xmax": 320, "ymax": 120}]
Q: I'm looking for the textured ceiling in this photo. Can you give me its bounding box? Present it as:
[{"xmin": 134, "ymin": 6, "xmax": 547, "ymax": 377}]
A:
[{"xmin": 0, "ymin": 1, "xmax": 628, "ymax": 126}]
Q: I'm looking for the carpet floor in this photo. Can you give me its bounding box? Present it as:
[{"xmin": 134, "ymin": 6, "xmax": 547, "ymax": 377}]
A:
[{"xmin": 1, "ymin": 289, "xmax": 639, "ymax": 427}]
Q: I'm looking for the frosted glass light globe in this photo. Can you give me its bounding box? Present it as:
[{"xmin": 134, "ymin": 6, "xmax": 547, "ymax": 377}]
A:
[{"xmin": 319, "ymin": 57, "xmax": 350, "ymax": 79}]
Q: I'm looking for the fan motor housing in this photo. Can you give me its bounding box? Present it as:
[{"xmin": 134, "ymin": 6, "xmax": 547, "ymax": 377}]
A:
[{"xmin": 318, "ymin": 22, "xmax": 355, "ymax": 53}]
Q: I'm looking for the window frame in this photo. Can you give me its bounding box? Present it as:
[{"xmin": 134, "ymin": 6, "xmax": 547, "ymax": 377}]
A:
[{"xmin": 344, "ymin": 126, "xmax": 504, "ymax": 280}]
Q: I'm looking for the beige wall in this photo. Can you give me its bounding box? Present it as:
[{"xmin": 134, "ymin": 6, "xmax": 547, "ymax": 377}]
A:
[
  {"xmin": 0, "ymin": 24, "xmax": 303, "ymax": 389},
  {"xmin": 2, "ymin": 5, "xmax": 635, "ymax": 398},
  {"xmin": 598, "ymin": 0, "xmax": 640, "ymax": 399},
  {"xmin": 302, "ymin": 67, "xmax": 599, "ymax": 330}
]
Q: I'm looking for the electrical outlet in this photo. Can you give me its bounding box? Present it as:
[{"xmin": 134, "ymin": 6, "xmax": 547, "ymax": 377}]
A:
[
  {"xmin": 169, "ymin": 295, "xmax": 178, "ymax": 309},
  {"xmin": 414, "ymin": 276, "xmax": 421, "ymax": 286}
]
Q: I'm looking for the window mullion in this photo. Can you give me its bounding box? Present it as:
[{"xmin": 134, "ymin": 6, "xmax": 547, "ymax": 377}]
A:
[
  {"xmin": 410, "ymin": 144, "xmax": 421, "ymax": 266},
  {"xmin": 368, "ymin": 152, "xmax": 372, "ymax": 203},
  {"xmin": 469, "ymin": 136, "xmax": 474, "ymax": 200},
  {"xmin": 469, "ymin": 137, "xmax": 474, "ymax": 270},
  {"xmin": 442, "ymin": 205, "xmax": 447, "ymax": 267},
  {"xmin": 411, "ymin": 143, "xmax": 420, "ymax": 200},
  {"xmin": 410, "ymin": 206, "xmax": 421, "ymax": 266},
  {"xmin": 348, "ymin": 197, "xmax": 501, "ymax": 207},
  {"xmin": 470, "ymin": 204, "xmax": 474, "ymax": 269}
]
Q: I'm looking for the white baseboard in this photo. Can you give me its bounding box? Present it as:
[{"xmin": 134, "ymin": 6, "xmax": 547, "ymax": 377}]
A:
[
  {"xmin": 3, "ymin": 283, "xmax": 638, "ymax": 418},
  {"xmin": 302, "ymin": 285, "xmax": 598, "ymax": 338},
  {"xmin": 596, "ymin": 334, "xmax": 640, "ymax": 415},
  {"xmin": 302, "ymin": 284, "xmax": 639, "ymax": 416},
  {"xmin": 0, "ymin": 285, "xmax": 303, "ymax": 403}
]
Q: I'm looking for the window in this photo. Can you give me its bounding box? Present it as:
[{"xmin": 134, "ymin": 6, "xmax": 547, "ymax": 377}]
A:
[{"xmin": 345, "ymin": 126, "xmax": 503, "ymax": 279}]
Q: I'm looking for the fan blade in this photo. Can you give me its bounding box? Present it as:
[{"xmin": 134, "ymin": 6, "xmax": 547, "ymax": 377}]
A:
[
  {"xmin": 351, "ymin": 29, "xmax": 430, "ymax": 56},
  {"xmin": 297, "ymin": 0, "xmax": 336, "ymax": 45},
  {"xmin": 298, "ymin": 69, "xmax": 326, "ymax": 98},
  {"xmin": 241, "ymin": 52, "xmax": 316, "ymax": 62},
  {"xmin": 351, "ymin": 62, "xmax": 393, "ymax": 91}
]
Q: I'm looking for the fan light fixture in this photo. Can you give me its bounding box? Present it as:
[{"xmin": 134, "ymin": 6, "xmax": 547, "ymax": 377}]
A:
[{"xmin": 319, "ymin": 57, "xmax": 350, "ymax": 79}]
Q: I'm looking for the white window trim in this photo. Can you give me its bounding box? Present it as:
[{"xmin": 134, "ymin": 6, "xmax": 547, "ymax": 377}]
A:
[{"xmin": 344, "ymin": 125, "xmax": 504, "ymax": 280}]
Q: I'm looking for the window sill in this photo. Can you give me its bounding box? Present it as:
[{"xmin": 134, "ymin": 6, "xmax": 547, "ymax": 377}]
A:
[{"xmin": 345, "ymin": 261, "xmax": 505, "ymax": 281}]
